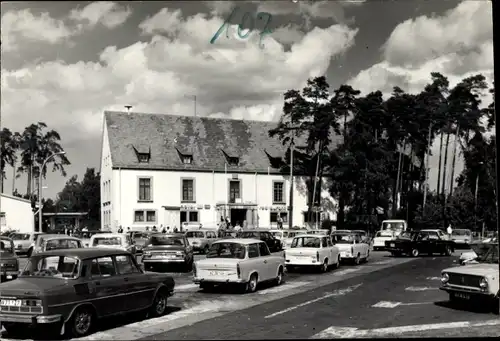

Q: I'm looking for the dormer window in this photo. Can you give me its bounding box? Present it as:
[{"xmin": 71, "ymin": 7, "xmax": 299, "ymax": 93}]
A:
[
  {"xmin": 176, "ymin": 147, "xmax": 193, "ymax": 165},
  {"xmin": 133, "ymin": 145, "xmax": 151, "ymax": 163},
  {"xmin": 264, "ymin": 150, "xmax": 285, "ymax": 169},
  {"xmin": 138, "ymin": 153, "xmax": 150, "ymax": 163},
  {"xmin": 182, "ymin": 155, "xmax": 193, "ymax": 164},
  {"xmin": 221, "ymin": 150, "xmax": 240, "ymax": 166}
]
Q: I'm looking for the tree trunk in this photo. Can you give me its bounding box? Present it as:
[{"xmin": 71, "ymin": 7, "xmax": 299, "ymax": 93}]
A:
[
  {"xmin": 437, "ymin": 132, "xmax": 444, "ymax": 196},
  {"xmin": 441, "ymin": 128, "xmax": 451, "ymax": 197},
  {"xmin": 0, "ymin": 172, "xmax": 3, "ymax": 193},
  {"xmin": 448, "ymin": 125, "xmax": 460, "ymax": 199}
]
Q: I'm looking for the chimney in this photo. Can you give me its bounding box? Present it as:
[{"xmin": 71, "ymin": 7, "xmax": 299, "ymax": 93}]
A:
[{"xmin": 125, "ymin": 105, "xmax": 132, "ymax": 114}]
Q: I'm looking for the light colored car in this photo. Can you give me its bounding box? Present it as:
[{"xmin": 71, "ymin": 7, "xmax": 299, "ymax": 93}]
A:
[
  {"xmin": 9, "ymin": 232, "xmax": 45, "ymax": 256},
  {"xmin": 372, "ymin": 231, "xmax": 394, "ymax": 251},
  {"xmin": 285, "ymin": 234, "xmax": 340, "ymax": 272},
  {"xmin": 73, "ymin": 230, "xmax": 108, "ymax": 247},
  {"xmin": 193, "ymin": 239, "xmax": 285, "ymax": 293},
  {"xmin": 440, "ymin": 244, "xmax": 499, "ymax": 314},
  {"xmin": 331, "ymin": 231, "xmax": 370, "ymax": 265},
  {"xmin": 281, "ymin": 230, "xmax": 308, "ymax": 249},
  {"xmin": 38, "ymin": 236, "xmax": 84, "ymax": 253},
  {"xmin": 186, "ymin": 229, "xmax": 219, "ymax": 254},
  {"xmin": 89, "ymin": 233, "xmax": 136, "ymax": 254},
  {"xmin": 129, "ymin": 230, "xmax": 153, "ymax": 253},
  {"xmin": 451, "ymin": 229, "xmax": 472, "ymax": 247}
]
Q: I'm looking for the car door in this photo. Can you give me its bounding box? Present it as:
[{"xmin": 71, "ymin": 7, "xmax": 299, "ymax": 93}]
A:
[
  {"xmin": 114, "ymin": 254, "xmax": 152, "ymax": 310},
  {"xmin": 245, "ymin": 243, "xmax": 261, "ymax": 280},
  {"xmin": 416, "ymin": 232, "xmax": 430, "ymax": 253},
  {"xmin": 258, "ymin": 242, "xmax": 273, "ymax": 281},
  {"xmin": 88, "ymin": 256, "xmax": 125, "ymax": 316}
]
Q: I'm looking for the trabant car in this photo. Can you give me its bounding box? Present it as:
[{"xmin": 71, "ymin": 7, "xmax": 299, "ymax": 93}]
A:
[
  {"xmin": 372, "ymin": 230, "xmax": 396, "ymax": 251},
  {"xmin": 451, "ymin": 229, "xmax": 472, "ymax": 248},
  {"xmin": 440, "ymin": 244, "xmax": 499, "ymax": 314},
  {"xmin": 0, "ymin": 237, "xmax": 19, "ymax": 282},
  {"xmin": 142, "ymin": 233, "xmax": 194, "ymax": 271},
  {"xmin": 0, "ymin": 248, "xmax": 175, "ymax": 337},
  {"xmin": 9, "ymin": 232, "xmax": 45, "ymax": 256},
  {"xmin": 193, "ymin": 239, "xmax": 285, "ymax": 293},
  {"xmin": 238, "ymin": 229, "xmax": 282, "ymax": 253},
  {"xmin": 185, "ymin": 229, "xmax": 219, "ymax": 254},
  {"xmin": 89, "ymin": 233, "xmax": 136, "ymax": 255},
  {"xmin": 331, "ymin": 231, "xmax": 370, "ymax": 265},
  {"xmin": 128, "ymin": 231, "xmax": 153, "ymax": 254},
  {"xmin": 285, "ymin": 234, "xmax": 340, "ymax": 272},
  {"xmin": 35, "ymin": 236, "xmax": 84, "ymax": 255},
  {"xmin": 282, "ymin": 230, "xmax": 308, "ymax": 249},
  {"xmin": 385, "ymin": 229, "xmax": 454, "ymax": 257}
]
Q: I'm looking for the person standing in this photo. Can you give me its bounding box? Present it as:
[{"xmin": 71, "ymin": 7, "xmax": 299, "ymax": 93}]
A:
[
  {"xmin": 447, "ymin": 224, "xmax": 453, "ymax": 235},
  {"xmin": 117, "ymin": 225, "xmax": 123, "ymax": 233},
  {"xmin": 277, "ymin": 216, "xmax": 283, "ymax": 230}
]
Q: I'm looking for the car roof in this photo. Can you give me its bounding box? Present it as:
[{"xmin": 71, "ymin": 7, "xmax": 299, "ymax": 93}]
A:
[
  {"xmin": 420, "ymin": 229, "xmax": 441, "ymax": 232},
  {"xmin": 40, "ymin": 234, "xmax": 64, "ymax": 239},
  {"xmin": 240, "ymin": 229, "xmax": 270, "ymax": 233},
  {"xmin": 214, "ymin": 238, "xmax": 263, "ymax": 245},
  {"xmin": 90, "ymin": 233, "xmax": 124, "ymax": 238},
  {"xmin": 151, "ymin": 233, "xmax": 185, "ymax": 238},
  {"xmin": 34, "ymin": 248, "xmax": 130, "ymax": 259},
  {"xmin": 44, "ymin": 236, "xmax": 82, "ymax": 241},
  {"xmin": 186, "ymin": 229, "xmax": 214, "ymax": 232},
  {"xmin": 293, "ymin": 234, "xmax": 323, "ymax": 238}
]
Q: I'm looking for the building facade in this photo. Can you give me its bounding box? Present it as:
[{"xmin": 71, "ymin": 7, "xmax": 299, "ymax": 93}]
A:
[
  {"xmin": 0, "ymin": 193, "xmax": 35, "ymax": 233},
  {"xmin": 100, "ymin": 111, "xmax": 338, "ymax": 232}
]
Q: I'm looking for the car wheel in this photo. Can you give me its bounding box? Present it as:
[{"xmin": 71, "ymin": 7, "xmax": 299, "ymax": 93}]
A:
[
  {"xmin": 245, "ymin": 273, "xmax": 258, "ymax": 293},
  {"xmin": 320, "ymin": 259, "xmax": 329, "ymax": 273},
  {"xmin": 150, "ymin": 290, "xmax": 168, "ymax": 317},
  {"xmin": 411, "ymin": 248, "xmax": 420, "ymax": 257},
  {"xmin": 354, "ymin": 254, "xmax": 361, "ymax": 265},
  {"xmin": 275, "ymin": 267, "xmax": 284, "ymax": 285},
  {"xmin": 69, "ymin": 306, "xmax": 94, "ymax": 337}
]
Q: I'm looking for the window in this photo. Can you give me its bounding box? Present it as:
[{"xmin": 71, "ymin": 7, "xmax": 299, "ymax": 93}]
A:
[
  {"xmin": 248, "ymin": 244, "xmax": 259, "ymax": 258},
  {"xmin": 322, "ymin": 237, "xmax": 328, "ymax": 248},
  {"xmin": 258, "ymin": 242, "xmax": 271, "ymax": 256},
  {"xmin": 189, "ymin": 211, "xmax": 199, "ymax": 222},
  {"xmin": 270, "ymin": 212, "xmax": 288, "ymax": 223},
  {"xmin": 115, "ymin": 255, "xmax": 139, "ymax": 274},
  {"xmin": 180, "ymin": 211, "xmax": 199, "ymax": 224},
  {"xmin": 90, "ymin": 257, "xmax": 116, "ymax": 277},
  {"xmin": 273, "ymin": 181, "xmax": 284, "ymax": 203},
  {"xmin": 229, "ymin": 180, "xmax": 240, "ymax": 203},
  {"xmin": 138, "ymin": 178, "xmax": 152, "ymax": 201},
  {"xmin": 134, "ymin": 210, "xmax": 145, "ymax": 222},
  {"xmin": 146, "ymin": 210, "xmax": 156, "ymax": 222},
  {"xmin": 227, "ymin": 157, "xmax": 239, "ymax": 166},
  {"xmin": 138, "ymin": 153, "xmax": 149, "ymax": 163},
  {"xmin": 182, "ymin": 179, "xmax": 195, "ymax": 202},
  {"xmin": 182, "ymin": 156, "xmax": 193, "ymax": 164}
]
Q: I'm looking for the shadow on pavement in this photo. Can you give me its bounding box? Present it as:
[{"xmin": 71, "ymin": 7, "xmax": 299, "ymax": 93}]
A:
[{"xmin": 434, "ymin": 300, "xmax": 496, "ymax": 315}]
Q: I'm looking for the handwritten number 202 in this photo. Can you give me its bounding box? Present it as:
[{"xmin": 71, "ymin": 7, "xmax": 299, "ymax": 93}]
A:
[{"xmin": 210, "ymin": 7, "xmax": 273, "ymax": 48}]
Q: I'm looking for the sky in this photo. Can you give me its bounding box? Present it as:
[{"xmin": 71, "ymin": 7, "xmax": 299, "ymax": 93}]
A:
[{"xmin": 0, "ymin": 0, "xmax": 494, "ymax": 200}]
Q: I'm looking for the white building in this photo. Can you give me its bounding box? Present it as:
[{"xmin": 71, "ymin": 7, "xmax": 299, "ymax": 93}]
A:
[
  {"xmin": 0, "ymin": 193, "xmax": 35, "ymax": 233},
  {"xmin": 100, "ymin": 111, "xmax": 338, "ymax": 232}
]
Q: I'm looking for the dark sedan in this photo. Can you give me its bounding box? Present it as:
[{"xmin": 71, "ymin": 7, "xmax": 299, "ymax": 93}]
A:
[
  {"xmin": 0, "ymin": 236, "xmax": 19, "ymax": 282},
  {"xmin": 385, "ymin": 229, "xmax": 454, "ymax": 257},
  {"xmin": 238, "ymin": 229, "xmax": 282, "ymax": 253},
  {"xmin": 142, "ymin": 233, "xmax": 194, "ymax": 272},
  {"xmin": 0, "ymin": 248, "xmax": 175, "ymax": 338}
]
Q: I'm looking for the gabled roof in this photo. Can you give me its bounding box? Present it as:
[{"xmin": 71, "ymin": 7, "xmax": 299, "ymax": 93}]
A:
[{"xmin": 105, "ymin": 111, "xmax": 342, "ymax": 173}]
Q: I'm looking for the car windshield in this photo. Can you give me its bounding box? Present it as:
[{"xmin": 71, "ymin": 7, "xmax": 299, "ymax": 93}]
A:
[
  {"xmin": 93, "ymin": 237, "xmax": 122, "ymax": 246},
  {"xmin": 10, "ymin": 233, "xmax": 30, "ymax": 241},
  {"xmin": 0, "ymin": 239, "xmax": 14, "ymax": 254},
  {"xmin": 291, "ymin": 237, "xmax": 321, "ymax": 248},
  {"xmin": 45, "ymin": 239, "xmax": 80, "ymax": 250},
  {"xmin": 332, "ymin": 234, "xmax": 354, "ymax": 244},
  {"xmin": 186, "ymin": 231, "xmax": 204, "ymax": 238},
  {"xmin": 452, "ymin": 230, "xmax": 471, "ymax": 236},
  {"xmin": 476, "ymin": 245, "xmax": 499, "ymax": 264},
  {"xmin": 382, "ymin": 222, "xmax": 405, "ymax": 230},
  {"xmin": 206, "ymin": 242, "xmax": 246, "ymax": 259},
  {"xmin": 21, "ymin": 255, "xmax": 80, "ymax": 279},
  {"xmin": 150, "ymin": 235, "xmax": 185, "ymax": 246}
]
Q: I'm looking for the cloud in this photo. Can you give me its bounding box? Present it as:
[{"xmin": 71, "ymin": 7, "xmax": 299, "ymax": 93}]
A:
[
  {"xmin": 272, "ymin": 24, "xmax": 306, "ymax": 45},
  {"xmin": 69, "ymin": 1, "xmax": 132, "ymax": 29},
  {"xmin": 1, "ymin": 9, "xmax": 75, "ymax": 51},
  {"xmin": 347, "ymin": 0, "xmax": 494, "ymax": 192}
]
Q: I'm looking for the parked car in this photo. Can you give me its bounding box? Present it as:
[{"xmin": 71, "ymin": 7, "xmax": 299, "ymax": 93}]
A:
[
  {"xmin": 89, "ymin": 233, "xmax": 136, "ymax": 255},
  {"xmin": 128, "ymin": 231, "xmax": 153, "ymax": 254},
  {"xmin": 451, "ymin": 229, "xmax": 472, "ymax": 248},
  {"xmin": 331, "ymin": 231, "xmax": 370, "ymax": 264},
  {"xmin": 385, "ymin": 229, "xmax": 455, "ymax": 257},
  {"xmin": 440, "ymin": 244, "xmax": 498, "ymax": 314},
  {"xmin": 285, "ymin": 234, "xmax": 340, "ymax": 272},
  {"xmin": 270, "ymin": 229, "xmax": 290, "ymax": 241},
  {"xmin": 282, "ymin": 230, "xmax": 308, "ymax": 249},
  {"xmin": 73, "ymin": 230, "xmax": 108, "ymax": 247},
  {"xmin": 39, "ymin": 236, "xmax": 84, "ymax": 253},
  {"xmin": 9, "ymin": 232, "xmax": 45, "ymax": 256},
  {"xmin": 372, "ymin": 230, "xmax": 395, "ymax": 251},
  {"xmin": 0, "ymin": 248, "xmax": 175, "ymax": 337},
  {"xmin": 238, "ymin": 229, "xmax": 282, "ymax": 253},
  {"xmin": 193, "ymin": 239, "xmax": 285, "ymax": 293},
  {"xmin": 0, "ymin": 236, "xmax": 19, "ymax": 282},
  {"xmin": 185, "ymin": 229, "xmax": 219, "ymax": 254},
  {"xmin": 219, "ymin": 230, "xmax": 238, "ymax": 239},
  {"xmin": 142, "ymin": 233, "xmax": 194, "ymax": 271}
]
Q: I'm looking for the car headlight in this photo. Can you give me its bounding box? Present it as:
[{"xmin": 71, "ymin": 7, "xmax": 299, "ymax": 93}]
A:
[
  {"xmin": 441, "ymin": 272, "xmax": 449, "ymax": 284},
  {"xmin": 479, "ymin": 277, "xmax": 488, "ymax": 289}
]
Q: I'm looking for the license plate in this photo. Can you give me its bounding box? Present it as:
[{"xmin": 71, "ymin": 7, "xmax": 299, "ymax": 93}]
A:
[
  {"xmin": 454, "ymin": 293, "xmax": 470, "ymax": 300},
  {"xmin": 390, "ymin": 243, "xmax": 395, "ymax": 247},
  {"xmin": 209, "ymin": 271, "xmax": 225, "ymax": 276},
  {"xmin": 1, "ymin": 299, "xmax": 21, "ymax": 307}
]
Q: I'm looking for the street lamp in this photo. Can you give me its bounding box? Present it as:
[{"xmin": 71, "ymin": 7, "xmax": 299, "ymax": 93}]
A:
[{"xmin": 38, "ymin": 152, "xmax": 66, "ymax": 232}]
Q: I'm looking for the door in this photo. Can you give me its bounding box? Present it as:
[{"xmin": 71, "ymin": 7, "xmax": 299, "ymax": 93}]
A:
[
  {"xmin": 114, "ymin": 254, "xmax": 152, "ymax": 310},
  {"xmin": 416, "ymin": 233, "xmax": 430, "ymax": 254},
  {"xmin": 258, "ymin": 242, "xmax": 273, "ymax": 281},
  {"xmin": 246, "ymin": 243, "xmax": 261, "ymax": 280},
  {"xmin": 88, "ymin": 256, "xmax": 124, "ymax": 316}
]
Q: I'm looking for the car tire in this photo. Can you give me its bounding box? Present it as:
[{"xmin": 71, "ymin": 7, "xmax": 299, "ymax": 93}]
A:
[
  {"xmin": 411, "ymin": 248, "xmax": 420, "ymax": 257},
  {"xmin": 150, "ymin": 289, "xmax": 168, "ymax": 317},
  {"xmin": 320, "ymin": 259, "xmax": 329, "ymax": 273},
  {"xmin": 275, "ymin": 267, "xmax": 284, "ymax": 285},
  {"xmin": 69, "ymin": 306, "xmax": 95, "ymax": 337},
  {"xmin": 245, "ymin": 273, "xmax": 258, "ymax": 293}
]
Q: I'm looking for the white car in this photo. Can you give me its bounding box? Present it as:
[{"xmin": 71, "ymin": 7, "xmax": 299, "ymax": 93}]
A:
[
  {"xmin": 193, "ymin": 239, "xmax": 285, "ymax": 293},
  {"xmin": 282, "ymin": 230, "xmax": 308, "ymax": 249},
  {"xmin": 285, "ymin": 234, "xmax": 340, "ymax": 272},
  {"xmin": 372, "ymin": 231, "xmax": 395, "ymax": 251},
  {"xmin": 89, "ymin": 233, "xmax": 136, "ymax": 254},
  {"xmin": 331, "ymin": 231, "xmax": 370, "ymax": 265}
]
